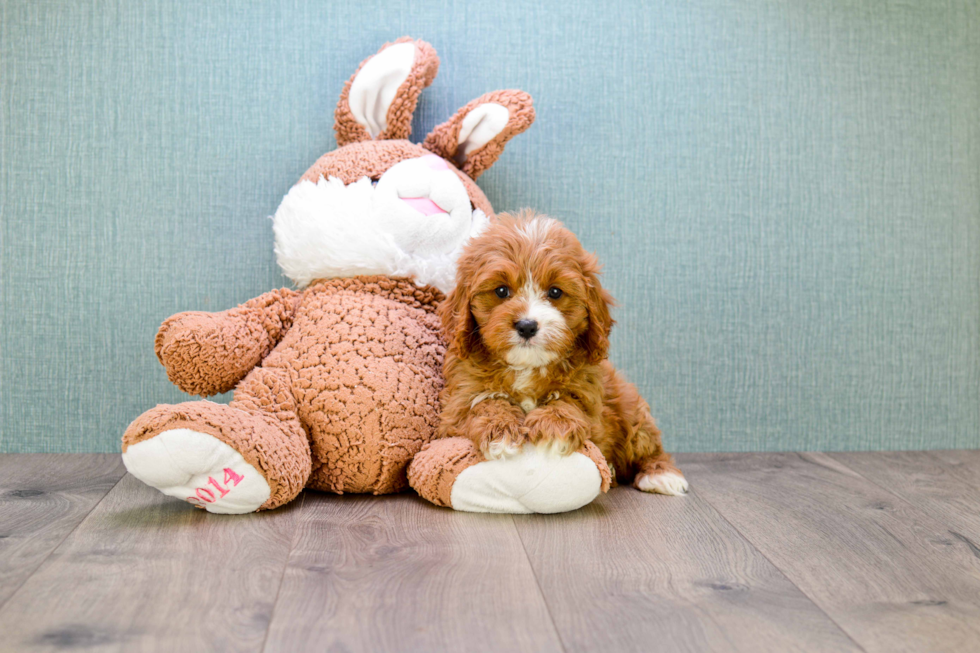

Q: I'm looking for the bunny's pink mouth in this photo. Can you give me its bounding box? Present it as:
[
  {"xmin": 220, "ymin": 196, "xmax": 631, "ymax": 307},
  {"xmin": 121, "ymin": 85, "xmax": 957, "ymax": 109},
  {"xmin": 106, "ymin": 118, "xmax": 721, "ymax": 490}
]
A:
[{"xmin": 400, "ymin": 197, "xmax": 447, "ymax": 216}]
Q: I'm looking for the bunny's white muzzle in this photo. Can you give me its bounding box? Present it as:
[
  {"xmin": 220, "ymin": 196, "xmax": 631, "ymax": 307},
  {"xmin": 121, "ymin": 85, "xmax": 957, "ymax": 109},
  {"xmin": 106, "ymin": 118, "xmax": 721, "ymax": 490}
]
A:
[{"xmin": 273, "ymin": 155, "xmax": 487, "ymax": 294}]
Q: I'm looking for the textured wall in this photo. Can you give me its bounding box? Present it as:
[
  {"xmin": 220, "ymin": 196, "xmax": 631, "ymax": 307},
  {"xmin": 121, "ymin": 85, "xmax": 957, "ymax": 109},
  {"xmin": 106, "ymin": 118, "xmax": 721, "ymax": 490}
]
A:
[{"xmin": 2, "ymin": 0, "xmax": 978, "ymax": 453}]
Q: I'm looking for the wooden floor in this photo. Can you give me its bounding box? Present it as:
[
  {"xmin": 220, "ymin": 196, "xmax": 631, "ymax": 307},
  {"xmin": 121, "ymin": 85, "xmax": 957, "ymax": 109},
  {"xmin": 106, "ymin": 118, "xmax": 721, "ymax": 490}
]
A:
[{"xmin": 1, "ymin": 452, "xmax": 980, "ymax": 652}]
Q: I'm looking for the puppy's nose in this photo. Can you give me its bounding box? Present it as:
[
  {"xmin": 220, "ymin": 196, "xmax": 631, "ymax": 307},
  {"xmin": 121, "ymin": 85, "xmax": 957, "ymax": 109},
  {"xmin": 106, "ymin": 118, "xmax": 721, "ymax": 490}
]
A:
[{"xmin": 515, "ymin": 319, "xmax": 539, "ymax": 340}]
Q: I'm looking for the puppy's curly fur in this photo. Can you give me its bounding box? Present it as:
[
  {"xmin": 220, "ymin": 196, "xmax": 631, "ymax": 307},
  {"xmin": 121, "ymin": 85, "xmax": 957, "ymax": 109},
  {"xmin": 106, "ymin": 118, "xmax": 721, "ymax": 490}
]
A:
[{"xmin": 438, "ymin": 210, "xmax": 687, "ymax": 494}]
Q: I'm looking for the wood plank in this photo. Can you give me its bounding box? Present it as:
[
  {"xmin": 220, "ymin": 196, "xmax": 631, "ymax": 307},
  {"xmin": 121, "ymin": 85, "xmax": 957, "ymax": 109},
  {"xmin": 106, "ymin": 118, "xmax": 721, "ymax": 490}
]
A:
[
  {"xmin": 830, "ymin": 451, "xmax": 980, "ymax": 542},
  {"xmin": 928, "ymin": 450, "xmax": 980, "ymax": 491},
  {"xmin": 0, "ymin": 454, "xmax": 126, "ymax": 608},
  {"xmin": 0, "ymin": 474, "xmax": 302, "ymax": 652},
  {"xmin": 263, "ymin": 492, "xmax": 563, "ymax": 653},
  {"xmin": 513, "ymin": 485, "xmax": 861, "ymax": 653},
  {"xmin": 681, "ymin": 452, "xmax": 980, "ymax": 653}
]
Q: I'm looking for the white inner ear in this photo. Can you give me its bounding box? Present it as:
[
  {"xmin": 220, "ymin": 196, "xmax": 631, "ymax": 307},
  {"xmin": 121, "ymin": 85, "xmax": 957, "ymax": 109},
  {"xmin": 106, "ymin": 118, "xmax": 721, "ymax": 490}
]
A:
[
  {"xmin": 348, "ymin": 42, "xmax": 416, "ymax": 138},
  {"xmin": 455, "ymin": 103, "xmax": 510, "ymax": 164}
]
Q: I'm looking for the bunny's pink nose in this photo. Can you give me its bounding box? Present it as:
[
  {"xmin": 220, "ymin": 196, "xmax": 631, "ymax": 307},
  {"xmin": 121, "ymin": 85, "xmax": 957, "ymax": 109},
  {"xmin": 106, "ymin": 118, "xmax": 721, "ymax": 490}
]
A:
[
  {"xmin": 400, "ymin": 197, "xmax": 447, "ymax": 216},
  {"xmin": 397, "ymin": 155, "xmax": 452, "ymax": 215}
]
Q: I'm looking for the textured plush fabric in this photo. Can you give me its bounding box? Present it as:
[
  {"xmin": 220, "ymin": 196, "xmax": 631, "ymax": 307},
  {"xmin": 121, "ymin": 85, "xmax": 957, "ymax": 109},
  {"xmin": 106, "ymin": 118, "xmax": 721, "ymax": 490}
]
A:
[
  {"xmin": 423, "ymin": 90, "xmax": 536, "ymax": 179},
  {"xmin": 408, "ymin": 437, "xmax": 482, "ymax": 507},
  {"xmin": 155, "ymin": 289, "xmax": 302, "ymax": 397},
  {"xmin": 2, "ymin": 1, "xmax": 978, "ymax": 453},
  {"xmin": 274, "ymin": 276, "xmax": 446, "ymax": 494},
  {"xmin": 580, "ymin": 440, "xmax": 613, "ymax": 492},
  {"xmin": 128, "ymin": 275, "xmax": 447, "ymax": 504},
  {"xmin": 122, "ymin": 376, "xmax": 312, "ymax": 510}
]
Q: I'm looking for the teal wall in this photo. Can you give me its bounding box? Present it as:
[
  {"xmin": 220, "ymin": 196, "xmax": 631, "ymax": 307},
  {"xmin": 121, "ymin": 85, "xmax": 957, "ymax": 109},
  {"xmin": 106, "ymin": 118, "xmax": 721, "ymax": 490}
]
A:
[{"xmin": 2, "ymin": 0, "xmax": 978, "ymax": 453}]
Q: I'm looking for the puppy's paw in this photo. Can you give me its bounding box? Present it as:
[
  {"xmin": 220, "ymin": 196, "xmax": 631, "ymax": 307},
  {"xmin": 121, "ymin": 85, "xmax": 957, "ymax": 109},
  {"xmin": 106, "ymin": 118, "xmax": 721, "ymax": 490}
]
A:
[
  {"xmin": 524, "ymin": 407, "xmax": 589, "ymax": 456},
  {"xmin": 478, "ymin": 420, "xmax": 527, "ymax": 460},
  {"xmin": 635, "ymin": 471, "xmax": 689, "ymax": 496}
]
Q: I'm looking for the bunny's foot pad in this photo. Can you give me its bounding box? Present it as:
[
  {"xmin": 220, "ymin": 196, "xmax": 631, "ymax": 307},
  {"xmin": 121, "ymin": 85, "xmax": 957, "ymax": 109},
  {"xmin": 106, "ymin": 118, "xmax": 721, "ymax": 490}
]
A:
[
  {"xmin": 122, "ymin": 429, "xmax": 271, "ymax": 514},
  {"xmin": 409, "ymin": 438, "xmax": 610, "ymax": 514},
  {"xmin": 452, "ymin": 444, "xmax": 603, "ymax": 513}
]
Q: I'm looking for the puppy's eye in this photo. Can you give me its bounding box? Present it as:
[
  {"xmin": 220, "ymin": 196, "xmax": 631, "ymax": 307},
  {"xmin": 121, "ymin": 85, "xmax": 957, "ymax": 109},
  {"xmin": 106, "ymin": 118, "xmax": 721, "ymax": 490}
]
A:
[
  {"xmin": 547, "ymin": 287, "xmax": 563, "ymax": 300},
  {"xmin": 494, "ymin": 286, "xmax": 510, "ymax": 299}
]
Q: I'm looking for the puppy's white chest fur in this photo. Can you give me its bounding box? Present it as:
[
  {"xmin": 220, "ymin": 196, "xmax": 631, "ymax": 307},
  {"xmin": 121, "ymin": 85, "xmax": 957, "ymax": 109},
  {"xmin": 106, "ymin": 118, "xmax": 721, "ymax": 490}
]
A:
[
  {"xmin": 508, "ymin": 366, "xmax": 560, "ymax": 413},
  {"xmin": 509, "ymin": 366, "xmax": 540, "ymax": 411},
  {"xmin": 509, "ymin": 366, "xmax": 540, "ymax": 393}
]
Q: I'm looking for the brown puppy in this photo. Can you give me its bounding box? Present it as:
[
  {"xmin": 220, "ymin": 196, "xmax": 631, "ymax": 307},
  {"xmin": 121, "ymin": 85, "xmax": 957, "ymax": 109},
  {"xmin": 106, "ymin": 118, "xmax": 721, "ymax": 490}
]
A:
[{"xmin": 438, "ymin": 210, "xmax": 688, "ymax": 495}]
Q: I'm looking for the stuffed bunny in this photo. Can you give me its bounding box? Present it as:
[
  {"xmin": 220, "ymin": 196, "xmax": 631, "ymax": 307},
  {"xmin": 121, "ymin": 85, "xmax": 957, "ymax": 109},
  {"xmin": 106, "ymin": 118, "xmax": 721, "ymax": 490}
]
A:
[{"xmin": 122, "ymin": 38, "xmax": 610, "ymax": 514}]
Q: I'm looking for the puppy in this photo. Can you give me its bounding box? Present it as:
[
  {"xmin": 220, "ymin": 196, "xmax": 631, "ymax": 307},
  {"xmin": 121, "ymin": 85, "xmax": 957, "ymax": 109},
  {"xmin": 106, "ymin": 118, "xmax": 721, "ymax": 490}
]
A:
[{"xmin": 438, "ymin": 210, "xmax": 688, "ymax": 495}]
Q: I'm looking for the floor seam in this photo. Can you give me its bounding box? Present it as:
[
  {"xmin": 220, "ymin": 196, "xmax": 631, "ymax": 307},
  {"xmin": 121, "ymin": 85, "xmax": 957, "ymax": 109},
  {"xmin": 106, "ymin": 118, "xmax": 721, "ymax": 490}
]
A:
[
  {"xmin": 825, "ymin": 451, "xmax": 980, "ymax": 522},
  {"xmin": 824, "ymin": 449, "xmax": 980, "ymax": 564},
  {"xmin": 259, "ymin": 490, "xmax": 307, "ymax": 653},
  {"xmin": 511, "ymin": 515, "xmax": 569, "ymax": 653},
  {"xmin": 0, "ymin": 462, "xmax": 126, "ymax": 615},
  {"xmin": 687, "ymin": 466, "xmax": 870, "ymax": 653}
]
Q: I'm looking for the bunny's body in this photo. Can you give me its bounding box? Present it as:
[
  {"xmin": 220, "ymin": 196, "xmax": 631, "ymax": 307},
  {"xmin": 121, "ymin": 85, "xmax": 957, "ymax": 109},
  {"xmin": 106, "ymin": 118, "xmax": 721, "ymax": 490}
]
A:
[
  {"xmin": 126, "ymin": 276, "xmax": 443, "ymax": 509},
  {"xmin": 122, "ymin": 39, "xmax": 610, "ymax": 514}
]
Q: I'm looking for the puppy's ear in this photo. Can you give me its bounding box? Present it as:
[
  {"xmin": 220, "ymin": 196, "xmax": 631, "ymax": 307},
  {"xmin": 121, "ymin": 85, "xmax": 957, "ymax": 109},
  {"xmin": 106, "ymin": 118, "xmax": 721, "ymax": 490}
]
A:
[
  {"xmin": 581, "ymin": 259, "xmax": 615, "ymax": 365},
  {"xmin": 439, "ymin": 281, "xmax": 481, "ymax": 359}
]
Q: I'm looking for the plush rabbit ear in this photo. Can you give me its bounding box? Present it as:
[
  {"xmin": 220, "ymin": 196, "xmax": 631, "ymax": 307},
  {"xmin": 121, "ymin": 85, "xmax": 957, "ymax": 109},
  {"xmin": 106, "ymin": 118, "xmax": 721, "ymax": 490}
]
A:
[
  {"xmin": 334, "ymin": 37, "xmax": 439, "ymax": 146},
  {"xmin": 423, "ymin": 90, "xmax": 534, "ymax": 179}
]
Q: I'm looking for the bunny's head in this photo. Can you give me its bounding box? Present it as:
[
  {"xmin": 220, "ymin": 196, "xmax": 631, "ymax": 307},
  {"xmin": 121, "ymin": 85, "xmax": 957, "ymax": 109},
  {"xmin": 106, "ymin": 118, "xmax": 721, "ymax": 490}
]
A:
[{"xmin": 273, "ymin": 37, "xmax": 535, "ymax": 294}]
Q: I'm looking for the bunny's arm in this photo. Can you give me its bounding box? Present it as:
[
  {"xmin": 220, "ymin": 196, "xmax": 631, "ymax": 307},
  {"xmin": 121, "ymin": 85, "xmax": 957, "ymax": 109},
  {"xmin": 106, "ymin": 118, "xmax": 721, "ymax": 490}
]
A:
[{"xmin": 154, "ymin": 288, "xmax": 302, "ymax": 397}]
